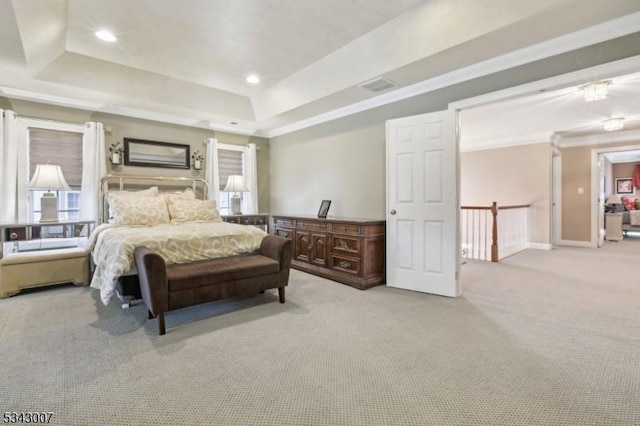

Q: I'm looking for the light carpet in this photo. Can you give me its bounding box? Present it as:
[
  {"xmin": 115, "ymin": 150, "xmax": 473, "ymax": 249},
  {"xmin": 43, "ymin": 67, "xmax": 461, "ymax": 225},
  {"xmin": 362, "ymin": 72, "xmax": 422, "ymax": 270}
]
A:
[{"xmin": 1, "ymin": 239, "xmax": 639, "ymax": 425}]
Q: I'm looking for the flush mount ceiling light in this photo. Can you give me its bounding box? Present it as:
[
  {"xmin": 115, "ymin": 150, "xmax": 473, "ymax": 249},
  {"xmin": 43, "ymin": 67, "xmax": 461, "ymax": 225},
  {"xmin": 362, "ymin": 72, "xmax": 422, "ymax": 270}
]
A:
[
  {"xmin": 603, "ymin": 117, "xmax": 624, "ymax": 132},
  {"xmin": 246, "ymin": 75, "xmax": 260, "ymax": 84},
  {"xmin": 95, "ymin": 30, "xmax": 117, "ymax": 42},
  {"xmin": 581, "ymin": 80, "xmax": 610, "ymax": 102}
]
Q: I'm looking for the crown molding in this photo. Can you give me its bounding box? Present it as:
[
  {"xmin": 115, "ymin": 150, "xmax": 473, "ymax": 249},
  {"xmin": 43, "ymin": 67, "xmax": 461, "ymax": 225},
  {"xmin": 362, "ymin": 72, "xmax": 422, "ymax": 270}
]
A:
[
  {"xmin": 556, "ymin": 129, "xmax": 640, "ymax": 148},
  {"xmin": 0, "ymin": 86, "xmax": 104, "ymax": 110},
  {"xmin": 460, "ymin": 132, "xmax": 552, "ymax": 152},
  {"xmin": 0, "ymin": 85, "xmax": 266, "ymax": 137}
]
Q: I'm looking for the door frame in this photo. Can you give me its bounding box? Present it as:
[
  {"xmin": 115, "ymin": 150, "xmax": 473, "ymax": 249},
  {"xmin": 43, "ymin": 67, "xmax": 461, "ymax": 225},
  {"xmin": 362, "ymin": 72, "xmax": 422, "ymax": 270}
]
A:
[
  {"xmin": 450, "ymin": 55, "xmax": 640, "ymax": 250},
  {"xmin": 590, "ymin": 143, "xmax": 640, "ymax": 247}
]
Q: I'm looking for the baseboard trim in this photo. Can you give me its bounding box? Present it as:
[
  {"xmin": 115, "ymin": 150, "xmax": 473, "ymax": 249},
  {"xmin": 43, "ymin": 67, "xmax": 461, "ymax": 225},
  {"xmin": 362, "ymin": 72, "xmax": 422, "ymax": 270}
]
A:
[
  {"xmin": 557, "ymin": 239, "xmax": 594, "ymax": 248},
  {"xmin": 527, "ymin": 242, "xmax": 552, "ymax": 250}
]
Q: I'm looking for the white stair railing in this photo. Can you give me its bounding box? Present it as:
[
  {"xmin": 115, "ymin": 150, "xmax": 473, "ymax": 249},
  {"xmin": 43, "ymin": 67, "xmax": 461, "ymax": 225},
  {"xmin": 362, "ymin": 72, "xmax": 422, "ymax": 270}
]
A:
[{"xmin": 461, "ymin": 202, "xmax": 529, "ymax": 262}]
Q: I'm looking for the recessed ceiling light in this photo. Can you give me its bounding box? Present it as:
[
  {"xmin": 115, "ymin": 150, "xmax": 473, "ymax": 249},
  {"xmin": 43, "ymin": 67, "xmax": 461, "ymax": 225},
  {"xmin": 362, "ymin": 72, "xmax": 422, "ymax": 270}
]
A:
[
  {"xmin": 95, "ymin": 30, "xmax": 117, "ymax": 42},
  {"xmin": 246, "ymin": 75, "xmax": 260, "ymax": 84}
]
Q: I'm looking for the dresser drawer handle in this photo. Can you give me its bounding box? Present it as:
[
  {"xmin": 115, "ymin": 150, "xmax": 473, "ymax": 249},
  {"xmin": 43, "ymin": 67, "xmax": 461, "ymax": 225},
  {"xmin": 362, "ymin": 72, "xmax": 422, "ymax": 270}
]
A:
[
  {"xmin": 338, "ymin": 240, "xmax": 349, "ymax": 249},
  {"xmin": 10, "ymin": 232, "xmax": 18, "ymax": 240},
  {"xmin": 339, "ymin": 260, "xmax": 351, "ymax": 268}
]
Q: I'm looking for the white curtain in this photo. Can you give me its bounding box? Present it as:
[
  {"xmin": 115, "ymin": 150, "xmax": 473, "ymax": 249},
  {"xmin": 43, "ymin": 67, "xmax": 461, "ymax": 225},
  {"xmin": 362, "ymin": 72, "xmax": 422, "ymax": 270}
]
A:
[
  {"xmin": 0, "ymin": 110, "xmax": 19, "ymax": 222},
  {"xmin": 79, "ymin": 122, "xmax": 106, "ymax": 221},
  {"xmin": 205, "ymin": 137, "xmax": 220, "ymax": 205},
  {"xmin": 242, "ymin": 143, "xmax": 258, "ymax": 214}
]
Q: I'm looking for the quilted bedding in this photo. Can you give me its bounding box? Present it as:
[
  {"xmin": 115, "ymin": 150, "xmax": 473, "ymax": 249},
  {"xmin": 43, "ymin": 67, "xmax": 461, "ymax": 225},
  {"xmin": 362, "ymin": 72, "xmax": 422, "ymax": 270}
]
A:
[{"xmin": 88, "ymin": 221, "xmax": 267, "ymax": 305}]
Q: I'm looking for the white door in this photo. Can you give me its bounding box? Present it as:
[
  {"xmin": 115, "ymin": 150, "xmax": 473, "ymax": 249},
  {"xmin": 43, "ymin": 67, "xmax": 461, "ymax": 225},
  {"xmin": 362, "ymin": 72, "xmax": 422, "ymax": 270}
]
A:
[{"xmin": 386, "ymin": 110, "xmax": 459, "ymax": 297}]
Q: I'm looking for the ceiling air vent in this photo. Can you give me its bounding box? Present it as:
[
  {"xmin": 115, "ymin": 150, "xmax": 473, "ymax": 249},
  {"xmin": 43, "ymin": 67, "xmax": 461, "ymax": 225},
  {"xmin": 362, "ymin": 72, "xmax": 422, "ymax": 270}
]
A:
[{"xmin": 358, "ymin": 77, "xmax": 399, "ymax": 93}]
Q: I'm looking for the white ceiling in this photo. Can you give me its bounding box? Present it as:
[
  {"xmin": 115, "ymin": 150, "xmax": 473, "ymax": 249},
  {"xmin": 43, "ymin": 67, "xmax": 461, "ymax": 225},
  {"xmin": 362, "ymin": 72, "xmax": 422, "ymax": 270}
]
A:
[
  {"xmin": 1, "ymin": 0, "xmax": 640, "ymax": 140},
  {"xmin": 460, "ymin": 71, "xmax": 640, "ymax": 150}
]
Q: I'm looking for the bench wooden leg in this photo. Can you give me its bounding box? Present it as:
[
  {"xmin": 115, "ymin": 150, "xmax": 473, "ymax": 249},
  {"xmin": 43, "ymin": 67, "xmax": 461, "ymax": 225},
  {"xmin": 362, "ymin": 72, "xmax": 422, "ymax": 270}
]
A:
[
  {"xmin": 158, "ymin": 311, "xmax": 166, "ymax": 335},
  {"xmin": 278, "ymin": 287, "xmax": 285, "ymax": 303}
]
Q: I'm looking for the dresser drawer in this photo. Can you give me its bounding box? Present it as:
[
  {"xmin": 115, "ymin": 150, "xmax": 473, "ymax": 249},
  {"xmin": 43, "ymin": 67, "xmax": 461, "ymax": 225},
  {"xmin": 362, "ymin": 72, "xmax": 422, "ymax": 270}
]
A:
[
  {"xmin": 332, "ymin": 235, "xmax": 360, "ymax": 255},
  {"xmin": 331, "ymin": 255, "xmax": 360, "ymax": 275},
  {"xmin": 331, "ymin": 223, "xmax": 361, "ymax": 235},
  {"xmin": 274, "ymin": 218, "xmax": 295, "ymax": 227},
  {"xmin": 298, "ymin": 221, "xmax": 329, "ymax": 231},
  {"xmin": 240, "ymin": 216, "xmax": 267, "ymax": 225},
  {"xmin": 4, "ymin": 227, "xmax": 27, "ymax": 241},
  {"xmin": 274, "ymin": 227, "xmax": 294, "ymax": 239},
  {"xmin": 223, "ymin": 216, "xmax": 240, "ymax": 224}
]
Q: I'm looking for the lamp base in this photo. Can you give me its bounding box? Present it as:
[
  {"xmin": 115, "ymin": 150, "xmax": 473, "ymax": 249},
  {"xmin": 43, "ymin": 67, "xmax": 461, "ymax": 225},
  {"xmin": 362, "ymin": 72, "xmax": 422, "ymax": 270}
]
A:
[
  {"xmin": 230, "ymin": 194, "xmax": 242, "ymax": 215},
  {"xmin": 40, "ymin": 192, "xmax": 59, "ymax": 222}
]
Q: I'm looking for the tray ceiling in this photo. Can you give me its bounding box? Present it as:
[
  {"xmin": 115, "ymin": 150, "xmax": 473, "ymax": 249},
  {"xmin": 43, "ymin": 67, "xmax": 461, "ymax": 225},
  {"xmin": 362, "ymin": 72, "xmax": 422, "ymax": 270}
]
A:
[{"xmin": 1, "ymin": 0, "xmax": 640, "ymax": 139}]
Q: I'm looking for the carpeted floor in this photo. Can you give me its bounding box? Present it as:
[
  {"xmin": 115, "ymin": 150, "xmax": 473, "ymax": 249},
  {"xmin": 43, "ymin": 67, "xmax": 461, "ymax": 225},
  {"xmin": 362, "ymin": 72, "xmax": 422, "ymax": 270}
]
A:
[{"xmin": 1, "ymin": 239, "xmax": 639, "ymax": 425}]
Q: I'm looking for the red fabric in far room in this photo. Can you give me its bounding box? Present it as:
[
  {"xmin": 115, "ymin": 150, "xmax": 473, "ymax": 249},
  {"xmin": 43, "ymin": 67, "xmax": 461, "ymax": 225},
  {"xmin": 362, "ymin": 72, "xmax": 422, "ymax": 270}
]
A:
[{"xmin": 633, "ymin": 164, "xmax": 640, "ymax": 189}]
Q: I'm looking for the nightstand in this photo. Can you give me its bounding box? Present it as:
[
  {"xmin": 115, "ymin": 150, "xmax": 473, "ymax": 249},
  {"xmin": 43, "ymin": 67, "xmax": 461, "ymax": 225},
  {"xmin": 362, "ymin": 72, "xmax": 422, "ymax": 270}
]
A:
[
  {"xmin": 0, "ymin": 221, "xmax": 95, "ymax": 298},
  {"xmin": 605, "ymin": 213, "xmax": 623, "ymax": 241},
  {"xmin": 221, "ymin": 214, "xmax": 269, "ymax": 232}
]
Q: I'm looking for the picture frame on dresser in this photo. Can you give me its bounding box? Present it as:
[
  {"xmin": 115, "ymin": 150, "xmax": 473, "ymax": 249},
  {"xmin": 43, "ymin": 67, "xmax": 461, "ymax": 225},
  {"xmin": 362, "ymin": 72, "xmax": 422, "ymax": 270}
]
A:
[{"xmin": 317, "ymin": 200, "xmax": 331, "ymax": 218}]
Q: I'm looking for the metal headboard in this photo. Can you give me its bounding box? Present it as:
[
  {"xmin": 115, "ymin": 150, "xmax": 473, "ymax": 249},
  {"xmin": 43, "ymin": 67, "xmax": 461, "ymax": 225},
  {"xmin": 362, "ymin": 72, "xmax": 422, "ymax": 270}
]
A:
[{"xmin": 99, "ymin": 174, "xmax": 209, "ymax": 224}]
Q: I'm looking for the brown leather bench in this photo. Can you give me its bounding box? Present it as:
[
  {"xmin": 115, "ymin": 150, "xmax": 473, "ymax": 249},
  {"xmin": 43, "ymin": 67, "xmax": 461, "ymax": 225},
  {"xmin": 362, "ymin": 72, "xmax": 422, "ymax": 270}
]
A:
[{"xmin": 134, "ymin": 235, "xmax": 292, "ymax": 335}]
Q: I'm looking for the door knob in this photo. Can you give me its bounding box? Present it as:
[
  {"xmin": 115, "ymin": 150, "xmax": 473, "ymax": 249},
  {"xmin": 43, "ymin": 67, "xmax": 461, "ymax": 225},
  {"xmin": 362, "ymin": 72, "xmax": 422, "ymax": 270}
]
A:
[{"xmin": 390, "ymin": 209, "xmax": 397, "ymax": 215}]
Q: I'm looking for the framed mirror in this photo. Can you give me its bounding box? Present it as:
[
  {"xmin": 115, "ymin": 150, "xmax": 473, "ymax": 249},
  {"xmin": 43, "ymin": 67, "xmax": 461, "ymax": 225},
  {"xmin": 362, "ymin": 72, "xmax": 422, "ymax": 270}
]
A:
[{"xmin": 124, "ymin": 138, "xmax": 190, "ymax": 169}]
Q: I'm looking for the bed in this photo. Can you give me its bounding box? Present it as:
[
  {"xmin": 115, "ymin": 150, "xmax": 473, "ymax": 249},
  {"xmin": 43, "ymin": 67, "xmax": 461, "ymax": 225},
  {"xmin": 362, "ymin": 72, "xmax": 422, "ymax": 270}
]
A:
[{"xmin": 89, "ymin": 175, "xmax": 268, "ymax": 306}]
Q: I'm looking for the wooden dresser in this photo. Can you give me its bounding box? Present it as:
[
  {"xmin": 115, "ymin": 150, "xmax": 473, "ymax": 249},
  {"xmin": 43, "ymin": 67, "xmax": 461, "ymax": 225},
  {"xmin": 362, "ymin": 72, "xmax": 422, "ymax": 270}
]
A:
[{"xmin": 272, "ymin": 215, "xmax": 385, "ymax": 290}]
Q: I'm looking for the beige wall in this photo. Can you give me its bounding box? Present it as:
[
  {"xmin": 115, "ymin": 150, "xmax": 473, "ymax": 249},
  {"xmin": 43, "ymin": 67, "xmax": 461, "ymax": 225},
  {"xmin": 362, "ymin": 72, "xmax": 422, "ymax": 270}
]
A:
[
  {"xmin": 269, "ymin": 118, "xmax": 386, "ymax": 219},
  {"xmin": 560, "ymin": 141, "xmax": 640, "ymax": 242},
  {"xmin": 460, "ymin": 142, "xmax": 552, "ymax": 244},
  {"xmin": 3, "ymin": 99, "xmax": 271, "ymax": 212}
]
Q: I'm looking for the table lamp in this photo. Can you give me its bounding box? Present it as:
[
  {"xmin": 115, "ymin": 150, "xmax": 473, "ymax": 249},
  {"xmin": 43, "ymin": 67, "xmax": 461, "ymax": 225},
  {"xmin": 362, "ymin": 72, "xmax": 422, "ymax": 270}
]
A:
[
  {"xmin": 605, "ymin": 193, "xmax": 622, "ymax": 213},
  {"xmin": 27, "ymin": 164, "xmax": 71, "ymax": 222},
  {"xmin": 223, "ymin": 175, "xmax": 249, "ymax": 215}
]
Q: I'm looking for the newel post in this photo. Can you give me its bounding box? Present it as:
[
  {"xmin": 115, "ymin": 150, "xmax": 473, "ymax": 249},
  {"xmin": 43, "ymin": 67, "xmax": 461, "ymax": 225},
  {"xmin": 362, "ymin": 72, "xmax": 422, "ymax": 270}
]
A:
[{"xmin": 490, "ymin": 201, "xmax": 498, "ymax": 262}]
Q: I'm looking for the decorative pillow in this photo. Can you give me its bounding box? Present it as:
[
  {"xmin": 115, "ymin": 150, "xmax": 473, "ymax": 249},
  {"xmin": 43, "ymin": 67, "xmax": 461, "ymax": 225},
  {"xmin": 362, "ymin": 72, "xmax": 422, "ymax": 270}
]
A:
[
  {"xmin": 158, "ymin": 188, "xmax": 196, "ymax": 202},
  {"xmin": 621, "ymin": 196, "xmax": 635, "ymax": 211},
  {"xmin": 635, "ymin": 199, "xmax": 640, "ymax": 210},
  {"xmin": 167, "ymin": 198, "xmax": 221, "ymax": 223},
  {"xmin": 106, "ymin": 186, "xmax": 159, "ymax": 206},
  {"xmin": 108, "ymin": 196, "xmax": 170, "ymax": 226}
]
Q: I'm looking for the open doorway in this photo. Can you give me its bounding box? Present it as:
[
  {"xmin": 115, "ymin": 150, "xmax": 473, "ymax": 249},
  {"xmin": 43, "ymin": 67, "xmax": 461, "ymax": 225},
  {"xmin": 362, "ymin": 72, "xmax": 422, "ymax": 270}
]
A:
[
  {"xmin": 456, "ymin": 69, "xmax": 640, "ymax": 254},
  {"xmin": 596, "ymin": 148, "xmax": 640, "ymax": 243}
]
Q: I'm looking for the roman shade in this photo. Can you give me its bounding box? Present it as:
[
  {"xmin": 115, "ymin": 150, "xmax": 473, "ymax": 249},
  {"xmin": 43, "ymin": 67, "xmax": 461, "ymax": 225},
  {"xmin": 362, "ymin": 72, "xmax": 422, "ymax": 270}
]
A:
[{"xmin": 29, "ymin": 128, "xmax": 83, "ymax": 188}]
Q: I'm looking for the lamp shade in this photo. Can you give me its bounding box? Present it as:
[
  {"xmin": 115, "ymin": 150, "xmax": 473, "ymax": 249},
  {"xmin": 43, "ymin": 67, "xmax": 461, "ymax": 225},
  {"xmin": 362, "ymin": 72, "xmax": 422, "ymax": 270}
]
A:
[
  {"xmin": 27, "ymin": 164, "xmax": 71, "ymax": 191},
  {"xmin": 606, "ymin": 194, "xmax": 622, "ymax": 204},
  {"xmin": 223, "ymin": 175, "xmax": 249, "ymax": 192}
]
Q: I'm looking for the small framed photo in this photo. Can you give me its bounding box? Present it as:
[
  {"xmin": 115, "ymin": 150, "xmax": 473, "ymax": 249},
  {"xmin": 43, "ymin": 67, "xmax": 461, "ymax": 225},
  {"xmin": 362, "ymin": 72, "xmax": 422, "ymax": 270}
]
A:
[
  {"xmin": 615, "ymin": 177, "xmax": 634, "ymax": 195},
  {"xmin": 317, "ymin": 200, "xmax": 331, "ymax": 219}
]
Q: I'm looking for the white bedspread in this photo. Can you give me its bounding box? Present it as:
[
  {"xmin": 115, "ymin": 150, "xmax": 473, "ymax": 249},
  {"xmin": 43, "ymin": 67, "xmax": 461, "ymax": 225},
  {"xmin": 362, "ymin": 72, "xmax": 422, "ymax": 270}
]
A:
[
  {"xmin": 89, "ymin": 221, "xmax": 267, "ymax": 305},
  {"xmin": 630, "ymin": 210, "xmax": 640, "ymax": 226}
]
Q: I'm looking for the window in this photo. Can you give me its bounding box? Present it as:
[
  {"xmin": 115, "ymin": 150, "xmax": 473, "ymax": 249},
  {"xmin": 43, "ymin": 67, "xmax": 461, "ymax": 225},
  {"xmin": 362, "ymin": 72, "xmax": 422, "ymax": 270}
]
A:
[
  {"xmin": 217, "ymin": 144, "xmax": 245, "ymax": 214},
  {"xmin": 28, "ymin": 128, "xmax": 83, "ymax": 221}
]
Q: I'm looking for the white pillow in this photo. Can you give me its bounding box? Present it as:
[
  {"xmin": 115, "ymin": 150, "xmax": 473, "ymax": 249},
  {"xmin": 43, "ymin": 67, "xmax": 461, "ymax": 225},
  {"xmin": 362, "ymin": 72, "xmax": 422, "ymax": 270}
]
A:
[
  {"xmin": 108, "ymin": 196, "xmax": 170, "ymax": 226},
  {"xmin": 106, "ymin": 186, "xmax": 159, "ymax": 206},
  {"xmin": 167, "ymin": 198, "xmax": 221, "ymax": 223},
  {"xmin": 158, "ymin": 188, "xmax": 196, "ymax": 202}
]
